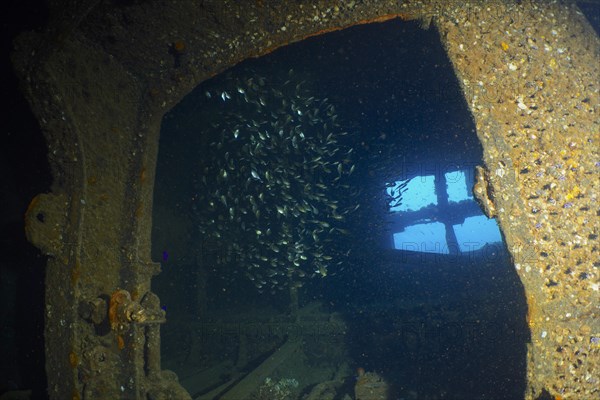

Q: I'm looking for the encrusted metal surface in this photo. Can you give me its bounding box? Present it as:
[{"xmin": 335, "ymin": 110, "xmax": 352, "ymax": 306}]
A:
[{"xmin": 12, "ymin": 1, "xmax": 598, "ymax": 399}]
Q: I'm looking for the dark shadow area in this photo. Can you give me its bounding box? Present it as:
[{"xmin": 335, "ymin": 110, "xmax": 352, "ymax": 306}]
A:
[
  {"xmin": 152, "ymin": 18, "xmax": 529, "ymax": 399},
  {"xmin": 534, "ymin": 389, "xmax": 557, "ymax": 400},
  {"xmin": 0, "ymin": 1, "xmax": 51, "ymax": 398},
  {"xmin": 320, "ymin": 247, "xmax": 529, "ymax": 400},
  {"xmin": 578, "ymin": 1, "xmax": 600, "ymax": 36}
]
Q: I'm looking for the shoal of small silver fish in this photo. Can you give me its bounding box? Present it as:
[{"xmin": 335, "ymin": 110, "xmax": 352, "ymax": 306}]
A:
[{"xmin": 193, "ymin": 69, "xmax": 360, "ymax": 293}]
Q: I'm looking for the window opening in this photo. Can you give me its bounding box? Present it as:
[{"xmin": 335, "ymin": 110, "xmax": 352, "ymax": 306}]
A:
[{"xmin": 386, "ymin": 166, "xmax": 503, "ymax": 255}]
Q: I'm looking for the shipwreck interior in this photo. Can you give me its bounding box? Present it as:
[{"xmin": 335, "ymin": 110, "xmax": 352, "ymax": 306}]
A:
[
  {"xmin": 2, "ymin": 1, "xmax": 599, "ymax": 400},
  {"xmin": 151, "ymin": 19, "xmax": 528, "ymax": 400}
]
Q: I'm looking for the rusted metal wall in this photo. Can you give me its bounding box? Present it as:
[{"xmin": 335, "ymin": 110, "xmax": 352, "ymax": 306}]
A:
[
  {"xmin": 12, "ymin": 1, "xmax": 598, "ymax": 399},
  {"xmin": 437, "ymin": 3, "xmax": 599, "ymax": 399}
]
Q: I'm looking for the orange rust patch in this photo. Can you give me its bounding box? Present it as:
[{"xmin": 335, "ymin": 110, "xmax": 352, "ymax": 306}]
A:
[
  {"xmin": 173, "ymin": 40, "xmax": 185, "ymax": 53},
  {"xmin": 240, "ymin": 13, "xmax": 416, "ymax": 70},
  {"xmin": 109, "ymin": 289, "xmax": 131, "ymax": 330},
  {"xmin": 69, "ymin": 351, "xmax": 78, "ymax": 368},
  {"xmin": 302, "ymin": 13, "xmax": 412, "ymax": 40},
  {"xmin": 205, "ymin": 13, "xmax": 416, "ymax": 81},
  {"xmin": 140, "ymin": 167, "xmax": 146, "ymax": 183},
  {"xmin": 87, "ymin": 176, "xmax": 97, "ymax": 185},
  {"xmin": 117, "ymin": 334, "xmax": 125, "ymax": 350},
  {"xmin": 135, "ymin": 202, "xmax": 143, "ymax": 218}
]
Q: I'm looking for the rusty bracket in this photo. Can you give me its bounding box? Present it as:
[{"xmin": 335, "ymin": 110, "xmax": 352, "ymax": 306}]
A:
[{"xmin": 109, "ymin": 289, "xmax": 166, "ymax": 331}]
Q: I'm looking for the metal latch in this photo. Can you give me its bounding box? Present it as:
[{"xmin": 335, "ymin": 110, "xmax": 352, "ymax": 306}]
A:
[{"xmin": 109, "ymin": 289, "xmax": 165, "ymax": 331}]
